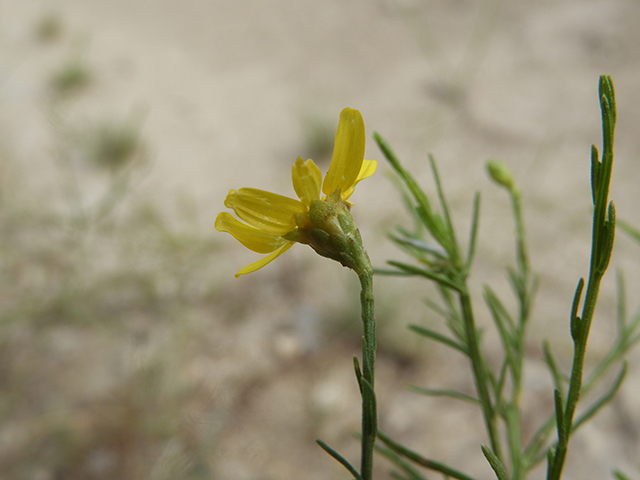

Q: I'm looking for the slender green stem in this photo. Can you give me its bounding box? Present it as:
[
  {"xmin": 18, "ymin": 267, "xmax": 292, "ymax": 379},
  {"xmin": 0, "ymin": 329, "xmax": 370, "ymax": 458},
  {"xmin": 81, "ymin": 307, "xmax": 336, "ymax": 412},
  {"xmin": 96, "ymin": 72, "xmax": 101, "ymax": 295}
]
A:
[
  {"xmin": 547, "ymin": 277, "xmax": 603, "ymax": 480},
  {"xmin": 508, "ymin": 186, "xmax": 533, "ymax": 479},
  {"xmin": 358, "ymin": 268, "xmax": 377, "ymax": 480},
  {"xmin": 547, "ymin": 74, "xmax": 616, "ymax": 480},
  {"xmin": 459, "ymin": 289, "xmax": 503, "ymax": 462},
  {"xmin": 512, "ymin": 189, "xmax": 529, "ymax": 283}
]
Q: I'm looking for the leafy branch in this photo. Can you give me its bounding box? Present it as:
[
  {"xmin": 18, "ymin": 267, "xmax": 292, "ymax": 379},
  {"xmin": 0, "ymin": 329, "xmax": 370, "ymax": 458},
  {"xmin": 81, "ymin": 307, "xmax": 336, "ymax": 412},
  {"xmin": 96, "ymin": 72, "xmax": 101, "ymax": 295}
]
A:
[{"xmin": 373, "ymin": 75, "xmax": 636, "ymax": 480}]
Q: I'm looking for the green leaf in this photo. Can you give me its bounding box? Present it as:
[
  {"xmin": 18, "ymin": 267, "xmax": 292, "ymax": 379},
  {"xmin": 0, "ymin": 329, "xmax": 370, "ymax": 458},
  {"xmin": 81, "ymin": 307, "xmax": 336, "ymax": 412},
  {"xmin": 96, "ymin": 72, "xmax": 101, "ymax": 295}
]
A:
[
  {"xmin": 600, "ymin": 74, "xmax": 617, "ymax": 141},
  {"xmin": 316, "ymin": 439, "xmax": 362, "ymax": 480},
  {"xmin": 389, "ymin": 232, "xmax": 449, "ymax": 260},
  {"xmin": 374, "ymin": 133, "xmax": 446, "ymax": 246},
  {"xmin": 615, "ymin": 269, "xmax": 627, "ymax": 336},
  {"xmin": 573, "ymin": 362, "xmax": 627, "ymax": 432},
  {"xmin": 481, "ymin": 445, "xmax": 508, "ymax": 480},
  {"xmin": 484, "ymin": 286, "xmax": 516, "ymax": 342},
  {"xmin": 374, "ymin": 441, "xmax": 428, "ymax": 480},
  {"xmin": 591, "ymin": 145, "xmax": 600, "ymax": 205},
  {"xmin": 378, "ymin": 431, "xmax": 478, "ymax": 480},
  {"xmin": 387, "ymin": 260, "xmax": 463, "ymax": 292},
  {"xmin": 389, "ymin": 471, "xmax": 412, "ymax": 480},
  {"xmin": 408, "ymin": 385, "xmax": 480, "ymax": 404},
  {"xmin": 597, "ymin": 202, "xmax": 616, "ymax": 274},
  {"xmin": 553, "ymin": 389, "xmax": 567, "ymax": 444},
  {"xmin": 429, "ymin": 154, "xmax": 460, "ymax": 263},
  {"xmin": 618, "ymin": 219, "xmax": 640, "ymax": 244},
  {"xmin": 612, "ymin": 470, "xmax": 632, "ymax": 480},
  {"xmin": 373, "ymin": 268, "xmax": 414, "ymax": 276},
  {"xmin": 543, "ymin": 341, "xmax": 568, "ymax": 394},
  {"xmin": 354, "ymin": 356, "xmax": 364, "ymax": 395},
  {"xmin": 408, "ymin": 324, "xmax": 469, "ymax": 355},
  {"xmin": 569, "ymin": 279, "xmax": 585, "ymax": 341},
  {"xmin": 465, "ymin": 192, "xmax": 481, "ymax": 271}
]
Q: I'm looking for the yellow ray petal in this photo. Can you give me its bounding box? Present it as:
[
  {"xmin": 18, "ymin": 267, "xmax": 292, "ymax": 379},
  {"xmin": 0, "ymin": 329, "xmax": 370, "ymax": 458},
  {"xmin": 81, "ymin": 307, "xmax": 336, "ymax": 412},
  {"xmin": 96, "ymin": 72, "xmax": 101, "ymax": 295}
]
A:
[
  {"xmin": 341, "ymin": 159, "xmax": 378, "ymax": 200},
  {"xmin": 215, "ymin": 212, "xmax": 287, "ymax": 253},
  {"xmin": 224, "ymin": 188, "xmax": 306, "ymax": 235},
  {"xmin": 235, "ymin": 241, "xmax": 295, "ymax": 277},
  {"xmin": 356, "ymin": 159, "xmax": 377, "ymax": 181},
  {"xmin": 322, "ymin": 107, "xmax": 365, "ymax": 196},
  {"xmin": 292, "ymin": 157, "xmax": 322, "ymax": 206}
]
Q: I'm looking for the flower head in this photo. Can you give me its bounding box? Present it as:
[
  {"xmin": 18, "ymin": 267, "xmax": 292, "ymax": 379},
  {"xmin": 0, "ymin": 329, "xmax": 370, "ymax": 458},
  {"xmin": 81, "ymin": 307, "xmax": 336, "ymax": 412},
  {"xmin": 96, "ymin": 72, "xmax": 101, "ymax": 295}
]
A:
[{"xmin": 216, "ymin": 107, "xmax": 376, "ymax": 277}]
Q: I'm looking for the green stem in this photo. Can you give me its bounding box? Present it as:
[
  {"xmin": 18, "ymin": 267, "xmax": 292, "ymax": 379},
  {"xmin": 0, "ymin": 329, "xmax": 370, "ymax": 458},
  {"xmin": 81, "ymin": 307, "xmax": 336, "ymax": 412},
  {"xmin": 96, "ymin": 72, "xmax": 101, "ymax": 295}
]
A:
[
  {"xmin": 359, "ymin": 268, "xmax": 377, "ymax": 480},
  {"xmin": 512, "ymin": 189, "xmax": 529, "ymax": 284},
  {"xmin": 547, "ymin": 277, "xmax": 603, "ymax": 480},
  {"xmin": 508, "ymin": 186, "xmax": 532, "ymax": 479},
  {"xmin": 459, "ymin": 289, "xmax": 503, "ymax": 462},
  {"xmin": 547, "ymin": 75, "xmax": 616, "ymax": 480}
]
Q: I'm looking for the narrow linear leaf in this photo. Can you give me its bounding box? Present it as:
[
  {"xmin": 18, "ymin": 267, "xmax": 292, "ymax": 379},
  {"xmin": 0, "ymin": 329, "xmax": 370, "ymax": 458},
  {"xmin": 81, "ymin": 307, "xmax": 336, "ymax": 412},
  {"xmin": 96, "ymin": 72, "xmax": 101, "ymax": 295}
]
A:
[
  {"xmin": 543, "ymin": 341, "xmax": 568, "ymax": 394},
  {"xmin": 373, "ymin": 268, "xmax": 414, "ymax": 276},
  {"xmin": 395, "ymin": 224, "xmax": 417, "ymax": 238},
  {"xmin": 388, "ymin": 260, "xmax": 462, "ymax": 292},
  {"xmin": 391, "ymin": 177, "xmax": 425, "ymax": 233},
  {"xmin": 546, "ymin": 447, "xmax": 556, "ymax": 478},
  {"xmin": 389, "ymin": 471, "xmax": 412, "ymax": 480},
  {"xmin": 465, "ymin": 192, "xmax": 481, "ymax": 271},
  {"xmin": 436, "ymin": 286, "xmax": 466, "ymax": 341},
  {"xmin": 597, "ymin": 202, "xmax": 616, "ymax": 274},
  {"xmin": 506, "ymin": 266, "xmax": 526, "ymax": 306},
  {"xmin": 615, "ymin": 269, "xmax": 626, "ymax": 336},
  {"xmin": 377, "ymin": 431, "xmax": 478, "ymax": 480},
  {"xmin": 429, "ymin": 154, "xmax": 458, "ymax": 257},
  {"xmin": 408, "ymin": 385, "xmax": 480, "ymax": 404},
  {"xmin": 526, "ymin": 358, "xmax": 630, "ymax": 467},
  {"xmin": 493, "ymin": 358, "xmax": 509, "ymax": 404},
  {"xmin": 374, "ymin": 442, "xmax": 427, "ymax": 480},
  {"xmin": 600, "ymin": 74, "xmax": 617, "ymax": 140},
  {"xmin": 537, "ymin": 364, "xmax": 628, "ymax": 470},
  {"xmin": 423, "ymin": 297, "xmax": 449, "ymax": 319},
  {"xmin": 389, "ymin": 233, "xmax": 449, "ymax": 260},
  {"xmin": 408, "ymin": 324, "xmax": 469, "ymax": 355},
  {"xmin": 613, "ymin": 470, "xmax": 632, "ymax": 480},
  {"xmin": 618, "ymin": 219, "xmax": 640, "ymax": 244},
  {"xmin": 627, "ymin": 330, "xmax": 640, "ymax": 350},
  {"xmin": 354, "ymin": 356, "xmax": 364, "ymax": 395},
  {"xmin": 570, "ymin": 315, "xmax": 582, "ymax": 343},
  {"xmin": 484, "ymin": 286, "xmax": 516, "ymax": 343},
  {"xmin": 316, "ymin": 439, "xmax": 362, "ymax": 480},
  {"xmin": 591, "ymin": 145, "xmax": 600, "ymax": 205},
  {"xmin": 570, "ymin": 278, "xmax": 584, "ymax": 325},
  {"xmin": 573, "ymin": 362, "xmax": 627, "ymax": 432},
  {"xmin": 374, "ymin": 133, "xmax": 442, "ymax": 243},
  {"xmin": 481, "ymin": 445, "xmax": 509, "ymax": 480},
  {"xmin": 570, "ymin": 278, "xmax": 585, "ymax": 342},
  {"xmin": 505, "ymin": 405, "xmax": 523, "ymax": 480},
  {"xmin": 554, "ymin": 389, "xmax": 567, "ymax": 444}
]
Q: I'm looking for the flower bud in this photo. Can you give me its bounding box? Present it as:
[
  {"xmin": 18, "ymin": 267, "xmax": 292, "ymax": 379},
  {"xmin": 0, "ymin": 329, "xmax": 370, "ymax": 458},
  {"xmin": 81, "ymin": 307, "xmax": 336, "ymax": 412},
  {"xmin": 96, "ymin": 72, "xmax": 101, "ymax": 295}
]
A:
[{"xmin": 486, "ymin": 159, "xmax": 515, "ymax": 192}]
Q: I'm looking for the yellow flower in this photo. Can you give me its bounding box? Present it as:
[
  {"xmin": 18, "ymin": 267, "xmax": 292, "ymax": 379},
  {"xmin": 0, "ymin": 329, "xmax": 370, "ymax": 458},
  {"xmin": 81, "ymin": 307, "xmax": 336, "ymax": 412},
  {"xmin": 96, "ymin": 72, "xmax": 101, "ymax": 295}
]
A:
[{"xmin": 216, "ymin": 107, "xmax": 376, "ymax": 277}]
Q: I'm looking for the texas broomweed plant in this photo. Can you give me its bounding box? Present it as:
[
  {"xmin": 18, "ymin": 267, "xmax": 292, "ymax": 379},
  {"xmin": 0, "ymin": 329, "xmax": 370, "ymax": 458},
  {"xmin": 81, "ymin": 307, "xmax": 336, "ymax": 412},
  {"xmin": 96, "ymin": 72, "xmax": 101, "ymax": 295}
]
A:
[
  {"xmin": 217, "ymin": 107, "xmax": 379, "ymax": 480},
  {"xmin": 219, "ymin": 76, "xmax": 637, "ymax": 480}
]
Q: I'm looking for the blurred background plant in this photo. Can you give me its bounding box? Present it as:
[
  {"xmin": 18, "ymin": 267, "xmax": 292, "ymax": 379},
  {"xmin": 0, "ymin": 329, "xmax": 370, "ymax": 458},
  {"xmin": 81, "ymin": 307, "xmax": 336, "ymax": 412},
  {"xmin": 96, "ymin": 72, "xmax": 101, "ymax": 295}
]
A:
[
  {"xmin": 49, "ymin": 45, "xmax": 92, "ymax": 98},
  {"xmin": 0, "ymin": 11, "xmax": 228, "ymax": 480}
]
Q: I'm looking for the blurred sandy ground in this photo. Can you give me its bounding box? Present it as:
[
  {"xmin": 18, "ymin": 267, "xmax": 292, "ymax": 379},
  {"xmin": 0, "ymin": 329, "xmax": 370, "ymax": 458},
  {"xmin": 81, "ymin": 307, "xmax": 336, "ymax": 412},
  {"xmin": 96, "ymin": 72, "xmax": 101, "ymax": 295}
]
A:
[{"xmin": 1, "ymin": 0, "xmax": 640, "ymax": 479}]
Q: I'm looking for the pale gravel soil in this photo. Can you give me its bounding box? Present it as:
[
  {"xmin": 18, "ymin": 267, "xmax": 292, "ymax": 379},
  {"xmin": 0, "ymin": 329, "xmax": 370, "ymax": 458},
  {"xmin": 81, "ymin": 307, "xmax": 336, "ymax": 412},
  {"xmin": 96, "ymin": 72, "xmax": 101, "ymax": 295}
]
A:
[{"xmin": 1, "ymin": 0, "xmax": 640, "ymax": 479}]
